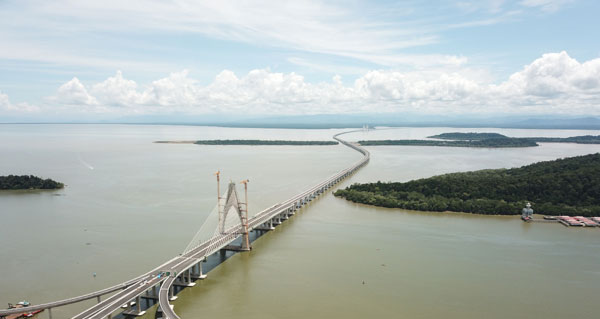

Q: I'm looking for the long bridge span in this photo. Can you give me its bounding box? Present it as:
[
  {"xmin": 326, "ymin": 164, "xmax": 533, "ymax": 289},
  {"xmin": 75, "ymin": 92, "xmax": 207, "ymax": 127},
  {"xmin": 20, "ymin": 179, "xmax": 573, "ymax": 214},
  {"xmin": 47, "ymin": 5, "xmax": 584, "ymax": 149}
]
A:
[{"xmin": 0, "ymin": 130, "xmax": 369, "ymax": 319}]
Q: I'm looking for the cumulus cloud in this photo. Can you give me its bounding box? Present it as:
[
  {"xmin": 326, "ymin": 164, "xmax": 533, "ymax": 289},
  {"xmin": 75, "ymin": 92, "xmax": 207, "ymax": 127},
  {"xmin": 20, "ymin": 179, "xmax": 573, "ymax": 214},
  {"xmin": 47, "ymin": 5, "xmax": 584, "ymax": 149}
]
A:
[
  {"xmin": 0, "ymin": 91, "xmax": 40, "ymax": 114},
  {"xmin": 90, "ymin": 71, "xmax": 144, "ymax": 106},
  {"xmin": 54, "ymin": 77, "xmax": 98, "ymax": 106},
  {"xmin": 146, "ymin": 70, "xmax": 200, "ymax": 107},
  {"xmin": 44, "ymin": 51, "xmax": 600, "ymax": 115},
  {"xmin": 494, "ymin": 51, "xmax": 600, "ymax": 100}
]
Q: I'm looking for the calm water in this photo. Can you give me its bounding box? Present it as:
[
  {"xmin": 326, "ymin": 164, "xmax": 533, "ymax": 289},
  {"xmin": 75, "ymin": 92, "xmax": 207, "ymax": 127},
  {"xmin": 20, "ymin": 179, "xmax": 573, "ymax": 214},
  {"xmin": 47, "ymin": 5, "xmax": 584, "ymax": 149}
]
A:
[{"xmin": 1, "ymin": 124, "xmax": 599, "ymax": 319}]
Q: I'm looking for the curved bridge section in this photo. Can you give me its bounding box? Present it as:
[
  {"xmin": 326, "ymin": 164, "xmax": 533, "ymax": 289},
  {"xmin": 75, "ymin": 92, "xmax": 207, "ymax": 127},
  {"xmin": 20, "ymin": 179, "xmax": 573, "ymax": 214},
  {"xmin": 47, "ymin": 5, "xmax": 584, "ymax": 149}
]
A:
[{"xmin": 0, "ymin": 131, "xmax": 368, "ymax": 319}]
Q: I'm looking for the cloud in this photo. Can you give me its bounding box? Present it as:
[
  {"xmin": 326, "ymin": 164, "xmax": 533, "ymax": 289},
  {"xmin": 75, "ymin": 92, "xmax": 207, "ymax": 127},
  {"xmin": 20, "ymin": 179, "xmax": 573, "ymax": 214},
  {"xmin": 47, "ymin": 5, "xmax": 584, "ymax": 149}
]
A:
[
  {"xmin": 91, "ymin": 71, "xmax": 145, "ymax": 106},
  {"xmin": 0, "ymin": 92, "xmax": 12, "ymax": 112},
  {"xmin": 0, "ymin": 91, "xmax": 40, "ymax": 113},
  {"xmin": 146, "ymin": 70, "xmax": 200, "ymax": 107},
  {"xmin": 495, "ymin": 51, "xmax": 600, "ymax": 97},
  {"xmin": 42, "ymin": 51, "xmax": 600, "ymax": 116},
  {"xmin": 287, "ymin": 57, "xmax": 370, "ymax": 76},
  {"xmin": 519, "ymin": 0, "xmax": 572, "ymax": 12},
  {"xmin": 54, "ymin": 77, "xmax": 98, "ymax": 106},
  {"xmin": 0, "ymin": 0, "xmax": 469, "ymax": 69}
]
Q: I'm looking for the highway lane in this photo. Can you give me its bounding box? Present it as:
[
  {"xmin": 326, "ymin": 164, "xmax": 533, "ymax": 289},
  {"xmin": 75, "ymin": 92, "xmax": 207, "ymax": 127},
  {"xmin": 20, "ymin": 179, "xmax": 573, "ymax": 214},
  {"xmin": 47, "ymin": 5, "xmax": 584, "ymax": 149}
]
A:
[
  {"xmin": 80, "ymin": 275, "xmax": 163, "ymax": 319},
  {"xmin": 159, "ymin": 276, "xmax": 179, "ymax": 319},
  {"xmin": 72, "ymin": 256, "xmax": 188, "ymax": 319}
]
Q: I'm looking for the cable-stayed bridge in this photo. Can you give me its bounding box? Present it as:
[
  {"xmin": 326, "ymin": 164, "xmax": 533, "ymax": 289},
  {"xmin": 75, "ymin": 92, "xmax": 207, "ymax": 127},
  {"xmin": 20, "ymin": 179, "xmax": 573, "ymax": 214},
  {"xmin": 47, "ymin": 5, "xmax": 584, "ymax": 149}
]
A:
[{"xmin": 0, "ymin": 131, "xmax": 369, "ymax": 319}]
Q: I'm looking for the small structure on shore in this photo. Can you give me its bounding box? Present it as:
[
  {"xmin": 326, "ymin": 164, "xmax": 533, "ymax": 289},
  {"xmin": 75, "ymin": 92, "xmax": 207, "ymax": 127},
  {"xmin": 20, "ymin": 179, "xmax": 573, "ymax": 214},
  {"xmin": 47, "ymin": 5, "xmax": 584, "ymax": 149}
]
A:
[{"xmin": 521, "ymin": 202, "xmax": 533, "ymax": 220}]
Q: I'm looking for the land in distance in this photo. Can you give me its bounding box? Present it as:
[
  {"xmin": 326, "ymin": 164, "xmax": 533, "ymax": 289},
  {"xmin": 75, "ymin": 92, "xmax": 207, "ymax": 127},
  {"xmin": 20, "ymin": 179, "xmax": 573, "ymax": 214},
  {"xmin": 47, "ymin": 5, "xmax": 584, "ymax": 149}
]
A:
[
  {"xmin": 155, "ymin": 140, "xmax": 338, "ymax": 145},
  {"xmin": 359, "ymin": 132, "xmax": 600, "ymax": 148}
]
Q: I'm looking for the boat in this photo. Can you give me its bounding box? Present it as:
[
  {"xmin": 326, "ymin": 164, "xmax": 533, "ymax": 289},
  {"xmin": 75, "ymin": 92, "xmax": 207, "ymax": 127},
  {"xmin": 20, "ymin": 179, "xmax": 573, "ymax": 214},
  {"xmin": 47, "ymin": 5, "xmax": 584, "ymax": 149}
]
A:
[{"xmin": 4, "ymin": 302, "xmax": 43, "ymax": 319}]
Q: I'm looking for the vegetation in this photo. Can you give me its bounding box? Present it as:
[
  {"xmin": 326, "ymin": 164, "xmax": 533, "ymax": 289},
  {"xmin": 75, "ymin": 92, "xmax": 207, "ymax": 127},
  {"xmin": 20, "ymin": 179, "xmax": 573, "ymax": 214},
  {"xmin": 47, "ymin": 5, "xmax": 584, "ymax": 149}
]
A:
[
  {"xmin": 532, "ymin": 135, "xmax": 600, "ymax": 144},
  {"xmin": 358, "ymin": 138, "xmax": 538, "ymax": 148},
  {"xmin": 0, "ymin": 175, "xmax": 64, "ymax": 190},
  {"xmin": 429, "ymin": 132, "xmax": 508, "ymax": 140},
  {"xmin": 359, "ymin": 132, "xmax": 600, "ymax": 148},
  {"xmin": 194, "ymin": 140, "xmax": 338, "ymax": 145},
  {"xmin": 334, "ymin": 153, "xmax": 600, "ymax": 216}
]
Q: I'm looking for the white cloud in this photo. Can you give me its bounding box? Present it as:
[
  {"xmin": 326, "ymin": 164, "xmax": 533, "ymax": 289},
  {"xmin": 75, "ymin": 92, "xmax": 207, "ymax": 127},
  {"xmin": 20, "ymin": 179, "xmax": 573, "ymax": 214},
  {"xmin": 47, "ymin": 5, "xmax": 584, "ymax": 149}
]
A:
[
  {"xmin": 42, "ymin": 52, "xmax": 600, "ymax": 116},
  {"xmin": 54, "ymin": 77, "xmax": 98, "ymax": 106},
  {"xmin": 519, "ymin": 0, "xmax": 572, "ymax": 12},
  {"xmin": 146, "ymin": 70, "xmax": 200, "ymax": 107},
  {"xmin": 495, "ymin": 51, "xmax": 600, "ymax": 96},
  {"xmin": 0, "ymin": 91, "xmax": 40, "ymax": 113},
  {"xmin": 287, "ymin": 57, "xmax": 370, "ymax": 76},
  {"xmin": 0, "ymin": 92, "xmax": 9, "ymax": 109},
  {"xmin": 0, "ymin": 0, "xmax": 467, "ymax": 69},
  {"xmin": 91, "ymin": 71, "xmax": 144, "ymax": 106}
]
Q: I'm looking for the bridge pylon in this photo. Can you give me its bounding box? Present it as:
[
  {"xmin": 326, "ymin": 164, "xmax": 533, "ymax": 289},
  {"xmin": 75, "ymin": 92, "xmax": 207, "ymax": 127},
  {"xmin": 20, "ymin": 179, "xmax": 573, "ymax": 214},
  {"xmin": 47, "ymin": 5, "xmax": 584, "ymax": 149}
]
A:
[{"xmin": 217, "ymin": 175, "xmax": 251, "ymax": 251}]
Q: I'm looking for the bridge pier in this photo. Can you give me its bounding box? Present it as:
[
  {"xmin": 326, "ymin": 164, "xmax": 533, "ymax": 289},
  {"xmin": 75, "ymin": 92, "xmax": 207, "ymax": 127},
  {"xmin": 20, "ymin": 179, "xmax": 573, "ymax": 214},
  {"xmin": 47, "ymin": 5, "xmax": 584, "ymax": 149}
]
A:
[
  {"xmin": 254, "ymin": 222, "xmax": 275, "ymax": 231},
  {"xmin": 186, "ymin": 268, "xmax": 195, "ymax": 286},
  {"xmin": 191, "ymin": 262, "xmax": 207, "ymax": 279},
  {"xmin": 122, "ymin": 296, "xmax": 146, "ymax": 316},
  {"xmin": 169, "ymin": 285, "xmax": 177, "ymax": 301},
  {"xmin": 272, "ymin": 216, "xmax": 281, "ymax": 225}
]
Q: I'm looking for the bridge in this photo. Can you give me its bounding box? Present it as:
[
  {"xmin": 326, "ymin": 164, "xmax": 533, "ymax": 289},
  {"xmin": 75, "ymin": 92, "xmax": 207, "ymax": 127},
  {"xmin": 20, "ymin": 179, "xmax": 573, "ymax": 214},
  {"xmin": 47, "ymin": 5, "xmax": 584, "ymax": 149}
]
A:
[{"xmin": 0, "ymin": 131, "xmax": 369, "ymax": 319}]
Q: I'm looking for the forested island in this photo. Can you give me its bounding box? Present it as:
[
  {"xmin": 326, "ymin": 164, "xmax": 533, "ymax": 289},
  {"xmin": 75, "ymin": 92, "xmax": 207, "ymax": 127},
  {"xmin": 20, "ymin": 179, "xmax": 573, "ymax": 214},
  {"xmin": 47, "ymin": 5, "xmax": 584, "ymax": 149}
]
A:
[
  {"xmin": 155, "ymin": 140, "xmax": 338, "ymax": 145},
  {"xmin": 0, "ymin": 175, "xmax": 64, "ymax": 190},
  {"xmin": 358, "ymin": 138, "xmax": 537, "ymax": 147},
  {"xmin": 428, "ymin": 132, "xmax": 511, "ymax": 140},
  {"xmin": 193, "ymin": 140, "xmax": 338, "ymax": 145},
  {"xmin": 358, "ymin": 132, "xmax": 600, "ymax": 148},
  {"xmin": 154, "ymin": 140, "xmax": 338, "ymax": 145},
  {"xmin": 334, "ymin": 153, "xmax": 600, "ymax": 216},
  {"xmin": 430, "ymin": 132, "xmax": 600, "ymax": 144},
  {"xmin": 531, "ymin": 135, "xmax": 600, "ymax": 144}
]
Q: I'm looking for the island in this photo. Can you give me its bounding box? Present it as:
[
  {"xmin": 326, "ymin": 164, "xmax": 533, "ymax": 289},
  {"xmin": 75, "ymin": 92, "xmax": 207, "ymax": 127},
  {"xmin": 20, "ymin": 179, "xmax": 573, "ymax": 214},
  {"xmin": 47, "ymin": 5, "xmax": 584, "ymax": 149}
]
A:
[
  {"xmin": 155, "ymin": 140, "xmax": 338, "ymax": 145},
  {"xmin": 334, "ymin": 153, "xmax": 600, "ymax": 217},
  {"xmin": 358, "ymin": 132, "xmax": 600, "ymax": 148},
  {"xmin": 358, "ymin": 138, "xmax": 537, "ymax": 147},
  {"xmin": 428, "ymin": 132, "xmax": 512, "ymax": 140},
  {"xmin": 530, "ymin": 135, "xmax": 600, "ymax": 144},
  {"xmin": 0, "ymin": 175, "xmax": 64, "ymax": 190}
]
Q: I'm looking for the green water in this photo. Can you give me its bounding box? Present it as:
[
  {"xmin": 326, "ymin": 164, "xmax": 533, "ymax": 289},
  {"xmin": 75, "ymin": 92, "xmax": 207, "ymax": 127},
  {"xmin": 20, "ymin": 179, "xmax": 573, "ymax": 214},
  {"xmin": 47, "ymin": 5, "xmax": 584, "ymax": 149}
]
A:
[{"xmin": 1, "ymin": 125, "xmax": 599, "ymax": 318}]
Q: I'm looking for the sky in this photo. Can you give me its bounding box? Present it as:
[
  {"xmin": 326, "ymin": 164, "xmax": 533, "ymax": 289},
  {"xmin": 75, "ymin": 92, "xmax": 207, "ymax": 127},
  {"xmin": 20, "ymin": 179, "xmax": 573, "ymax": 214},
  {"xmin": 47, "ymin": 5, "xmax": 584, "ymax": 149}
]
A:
[{"xmin": 1, "ymin": 0, "xmax": 599, "ymax": 121}]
